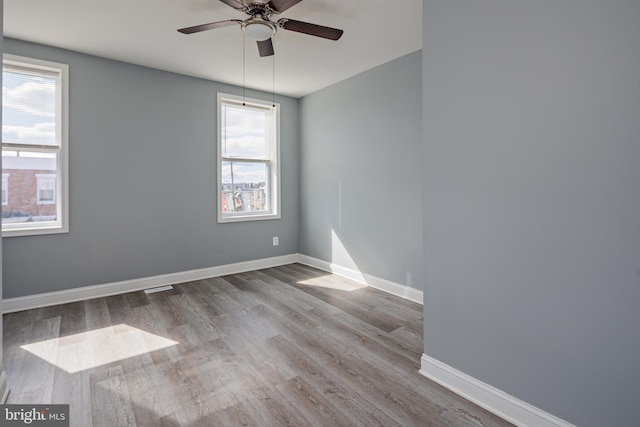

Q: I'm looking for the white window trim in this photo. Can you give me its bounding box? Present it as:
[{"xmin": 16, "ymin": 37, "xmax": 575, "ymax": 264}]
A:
[
  {"xmin": 1, "ymin": 173, "xmax": 8, "ymax": 206},
  {"xmin": 2, "ymin": 54, "xmax": 69, "ymax": 237},
  {"xmin": 217, "ymin": 92, "xmax": 281, "ymax": 223}
]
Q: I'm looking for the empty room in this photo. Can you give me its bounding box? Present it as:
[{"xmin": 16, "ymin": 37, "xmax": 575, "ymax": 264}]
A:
[{"xmin": 1, "ymin": 1, "xmax": 639, "ymax": 426}]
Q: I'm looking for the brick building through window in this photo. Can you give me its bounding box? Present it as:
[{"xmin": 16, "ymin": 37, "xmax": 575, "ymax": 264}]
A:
[{"xmin": 2, "ymin": 155, "xmax": 57, "ymax": 223}]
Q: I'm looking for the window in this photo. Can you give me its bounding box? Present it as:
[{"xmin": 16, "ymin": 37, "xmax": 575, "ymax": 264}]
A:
[
  {"xmin": 217, "ymin": 93, "xmax": 280, "ymax": 223},
  {"xmin": 1, "ymin": 173, "xmax": 8, "ymax": 206},
  {"xmin": 2, "ymin": 54, "xmax": 69, "ymax": 236},
  {"xmin": 36, "ymin": 174, "xmax": 56, "ymax": 204}
]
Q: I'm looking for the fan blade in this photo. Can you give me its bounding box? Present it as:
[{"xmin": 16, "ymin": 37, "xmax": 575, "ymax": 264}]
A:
[
  {"xmin": 268, "ymin": 0, "xmax": 302, "ymax": 13},
  {"xmin": 178, "ymin": 19, "xmax": 242, "ymax": 34},
  {"xmin": 277, "ymin": 19, "xmax": 343, "ymax": 40},
  {"xmin": 218, "ymin": 0, "xmax": 245, "ymax": 10},
  {"xmin": 257, "ymin": 38, "xmax": 275, "ymax": 57}
]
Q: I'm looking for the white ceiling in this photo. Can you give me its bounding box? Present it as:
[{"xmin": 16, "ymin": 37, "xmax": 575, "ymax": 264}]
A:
[{"xmin": 3, "ymin": 0, "xmax": 422, "ymax": 98}]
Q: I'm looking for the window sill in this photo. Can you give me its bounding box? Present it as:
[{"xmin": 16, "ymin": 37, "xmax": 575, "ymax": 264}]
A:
[
  {"xmin": 2, "ymin": 224, "xmax": 69, "ymax": 238},
  {"xmin": 218, "ymin": 213, "xmax": 281, "ymax": 224}
]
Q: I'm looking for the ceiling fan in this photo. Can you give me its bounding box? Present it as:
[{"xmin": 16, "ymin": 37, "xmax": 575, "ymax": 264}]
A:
[{"xmin": 178, "ymin": 0, "xmax": 344, "ymax": 57}]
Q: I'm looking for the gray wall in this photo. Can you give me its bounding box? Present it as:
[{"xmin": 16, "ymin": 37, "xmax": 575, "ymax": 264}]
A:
[
  {"xmin": 299, "ymin": 51, "xmax": 423, "ymax": 291},
  {"xmin": 1, "ymin": 0, "xmax": 5, "ymax": 386},
  {"xmin": 2, "ymin": 38, "xmax": 299, "ymax": 299},
  {"xmin": 423, "ymin": 1, "xmax": 640, "ymax": 426}
]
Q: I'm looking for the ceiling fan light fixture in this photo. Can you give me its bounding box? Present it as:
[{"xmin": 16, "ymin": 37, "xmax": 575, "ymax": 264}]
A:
[{"xmin": 242, "ymin": 21, "xmax": 276, "ymax": 41}]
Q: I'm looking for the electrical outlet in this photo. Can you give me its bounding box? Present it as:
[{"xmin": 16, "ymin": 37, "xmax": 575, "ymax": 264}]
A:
[{"xmin": 273, "ymin": 236, "xmax": 279, "ymax": 246}]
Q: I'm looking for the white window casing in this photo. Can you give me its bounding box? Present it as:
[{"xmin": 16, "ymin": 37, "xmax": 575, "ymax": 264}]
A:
[
  {"xmin": 217, "ymin": 92, "xmax": 281, "ymax": 223},
  {"xmin": 2, "ymin": 54, "xmax": 69, "ymax": 237}
]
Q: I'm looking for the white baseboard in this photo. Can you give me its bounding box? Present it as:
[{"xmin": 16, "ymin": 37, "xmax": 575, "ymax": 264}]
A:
[
  {"xmin": 420, "ymin": 354, "xmax": 575, "ymax": 427},
  {"xmin": 297, "ymin": 254, "xmax": 423, "ymax": 305},
  {"xmin": 1, "ymin": 253, "xmax": 422, "ymax": 313},
  {"xmin": 2, "ymin": 254, "xmax": 298, "ymax": 313}
]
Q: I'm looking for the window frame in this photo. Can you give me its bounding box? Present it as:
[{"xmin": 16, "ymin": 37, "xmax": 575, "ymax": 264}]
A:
[
  {"xmin": 217, "ymin": 92, "xmax": 281, "ymax": 223},
  {"xmin": 2, "ymin": 54, "xmax": 69, "ymax": 237}
]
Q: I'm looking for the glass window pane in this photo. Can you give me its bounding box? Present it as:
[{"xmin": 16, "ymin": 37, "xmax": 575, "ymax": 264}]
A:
[
  {"xmin": 2, "ymin": 68, "xmax": 59, "ymax": 147},
  {"xmin": 37, "ymin": 175, "xmax": 56, "ymax": 203},
  {"xmin": 1, "ymin": 174, "xmax": 8, "ymax": 205},
  {"xmin": 221, "ymin": 103, "xmax": 268, "ymax": 159},
  {"xmin": 2, "ymin": 151, "xmax": 58, "ymax": 224},
  {"xmin": 221, "ymin": 161, "xmax": 268, "ymax": 213}
]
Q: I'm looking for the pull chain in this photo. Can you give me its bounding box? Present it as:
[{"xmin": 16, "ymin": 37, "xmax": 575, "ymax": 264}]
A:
[{"xmin": 242, "ymin": 32, "xmax": 246, "ymax": 105}]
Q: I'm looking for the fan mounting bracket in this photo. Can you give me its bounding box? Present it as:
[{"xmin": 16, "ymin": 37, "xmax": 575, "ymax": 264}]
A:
[{"xmin": 245, "ymin": 2, "xmax": 276, "ymax": 19}]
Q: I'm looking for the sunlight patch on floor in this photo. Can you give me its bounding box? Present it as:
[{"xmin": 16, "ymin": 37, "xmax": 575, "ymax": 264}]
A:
[
  {"xmin": 297, "ymin": 276, "xmax": 367, "ymax": 291},
  {"xmin": 21, "ymin": 324, "xmax": 179, "ymax": 373},
  {"xmin": 295, "ymin": 229, "xmax": 368, "ymax": 292}
]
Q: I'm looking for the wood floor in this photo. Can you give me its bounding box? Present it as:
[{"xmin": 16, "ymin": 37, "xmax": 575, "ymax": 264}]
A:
[{"xmin": 3, "ymin": 264, "xmax": 512, "ymax": 427}]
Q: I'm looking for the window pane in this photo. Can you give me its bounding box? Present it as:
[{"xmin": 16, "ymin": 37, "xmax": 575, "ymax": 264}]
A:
[
  {"xmin": 221, "ymin": 103, "xmax": 268, "ymax": 159},
  {"xmin": 2, "ymin": 152, "xmax": 58, "ymax": 223},
  {"xmin": 1, "ymin": 174, "xmax": 7, "ymax": 205},
  {"xmin": 37, "ymin": 174, "xmax": 56, "ymax": 203},
  {"xmin": 221, "ymin": 161, "xmax": 268, "ymax": 213},
  {"xmin": 2, "ymin": 68, "xmax": 58, "ymax": 147}
]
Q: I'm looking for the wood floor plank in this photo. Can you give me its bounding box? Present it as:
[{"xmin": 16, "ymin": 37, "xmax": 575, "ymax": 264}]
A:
[
  {"xmin": 230, "ymin": 276, "xmax": 321, "ymax": 332},
  {"xmin": 124, "ymin": 290, "xmax": 151, "ymax": 309},
  {"xmin": 389, "ymin": 325, "xmax": 424, "ymax": 358},
  {"xmin": 247, "ymin": 303, "xmax": 345, "ymax": 365},
  {"xmin": 264, "ymin": 265, "xmax": 406, "ymax": 333},
  {"xmin": 90, "ymin": 365, "xmax": 137, "ymax": 427},
  {"xmin": 58, "ymin": 301, "xmax": 87, "ymax": 337},
  {"xmin": 85, "ymin": 297, "xmax": 112, "ymax": 331},
  {"xmin": 258, "ymin": 267, "xmax": 344, "ymax": 315},
  {"xmin": 300, "ymin": 364, "xmax": 402, "ymax": 427},
  {"xmin": 52, "ymin": 369, "xmax": 93, "ymax": 427},
  {"xmin": 9, "ymin": 315, "xmax": 61, "ymax": 404},
  {"xmin": 288, "ymin": 262, "xmax": 424, "ymax": 326},
  {"xmin": 307, "ymin": 307, "xmax": 423, "ymax": 375},
  {"xmin": 276, "ymin": 375, "xmax": 355, "ymax": 427},
  {"xmin": 329, "ymin": 308, "xmax": 425, "ymax": 364},
  {"xmin": 33, "ymin": 304, "xmax": 63, "ymax": 322},
  {"xmin": 193, "ymin": 402, "xmax": 256, "ymax": 427},
  {"xmin": 208, "ymin": 290, "xmax": 256, "ymax": 316},
  {"xmin": 127, "ymin": 304, "xmax": 183, "ymax": 367},
  {"xmin": 154, "ymin": 413, "xmax": 181, "ymax": 427},
  {"xmin": 168, "ymin": 293, "xmax": 221, "ymax": 342},
  {"xmin": 267, "ymin": 334, "xmax": 400, "ymax": 427},
  {"xmin": 239, "ymin": 384, "xmax": 313, "ymax": 427},
  {"xmin": 323, "ymin": 353, "xmax": 442, "ymax": 426},
  {"xmin": 105, "ymin": 293, "xmax": 134, "ymax": 326},
  {"xmin": 146, "ymin": 292, "xmax": 189, "ymax": 330},
  {"xmin": 2, "ymin": 308, "xmax": 38, "ymax": 392},
  {"xmin": 3, "ymin": 263, "xmax": 513, "ymax": 427},
  {"xmin": 242, "ymin": 270, "xmax": 319, "ymax": 312},
  {"xmin": 123, "ymin": 362, "xmax": 184, "ymax": 423}
]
